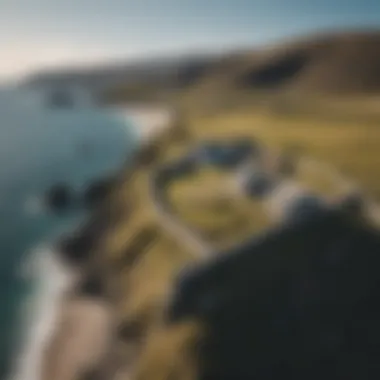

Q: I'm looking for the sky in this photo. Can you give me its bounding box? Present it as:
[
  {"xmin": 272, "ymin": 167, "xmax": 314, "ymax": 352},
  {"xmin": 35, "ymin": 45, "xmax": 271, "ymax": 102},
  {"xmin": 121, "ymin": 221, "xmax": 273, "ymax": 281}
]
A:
[{"xmin": 1, "ymin": 0, "xmax": 380, "ymax": 80}]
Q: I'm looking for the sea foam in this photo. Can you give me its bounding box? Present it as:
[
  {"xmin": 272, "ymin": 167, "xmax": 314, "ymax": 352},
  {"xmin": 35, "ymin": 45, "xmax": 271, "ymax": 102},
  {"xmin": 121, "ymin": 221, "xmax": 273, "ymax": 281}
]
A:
[{"xmin": 9, "ymin": 245, "xmax": 77, "ymax": 380}]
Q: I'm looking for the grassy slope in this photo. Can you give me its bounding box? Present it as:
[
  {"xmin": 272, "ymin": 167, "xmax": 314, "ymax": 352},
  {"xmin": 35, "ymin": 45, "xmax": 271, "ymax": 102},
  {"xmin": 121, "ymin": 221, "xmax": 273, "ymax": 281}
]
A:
[{"xmin": 188, "ymin": 109, "xmax": 380, "ymax": 198}]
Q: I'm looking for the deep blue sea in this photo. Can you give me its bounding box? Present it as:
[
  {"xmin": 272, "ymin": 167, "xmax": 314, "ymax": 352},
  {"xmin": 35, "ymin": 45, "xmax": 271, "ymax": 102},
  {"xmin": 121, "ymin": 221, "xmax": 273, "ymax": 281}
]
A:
[{"xmin": 0, "ymin": 87, "xmax": 138, "ymax": 379}]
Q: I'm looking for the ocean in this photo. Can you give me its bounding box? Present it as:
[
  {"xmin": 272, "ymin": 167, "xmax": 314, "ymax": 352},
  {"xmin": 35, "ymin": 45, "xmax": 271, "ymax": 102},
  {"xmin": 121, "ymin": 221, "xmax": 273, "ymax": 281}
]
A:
[{"xmin": 0, "ymin": 87, "xmax": 138, "ymax": 379}]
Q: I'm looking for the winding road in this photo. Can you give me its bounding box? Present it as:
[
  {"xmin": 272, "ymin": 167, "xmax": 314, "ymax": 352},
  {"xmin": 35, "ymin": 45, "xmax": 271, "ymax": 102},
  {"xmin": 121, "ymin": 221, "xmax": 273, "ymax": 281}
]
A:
[{"xmin": 149, "ymin": 152, "xmax": 213, "ymax": 257}]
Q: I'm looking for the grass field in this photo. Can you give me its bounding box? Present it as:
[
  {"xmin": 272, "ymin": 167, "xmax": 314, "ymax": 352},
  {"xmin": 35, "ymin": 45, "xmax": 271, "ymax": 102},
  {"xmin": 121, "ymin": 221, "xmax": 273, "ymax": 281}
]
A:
[
  {"xmin": 187, "ymin": 110, "xmax": 380, "ymax": 197},
  {"xmin": 99, "ymin": 102, "xmax": 380, "ymax": 379}
]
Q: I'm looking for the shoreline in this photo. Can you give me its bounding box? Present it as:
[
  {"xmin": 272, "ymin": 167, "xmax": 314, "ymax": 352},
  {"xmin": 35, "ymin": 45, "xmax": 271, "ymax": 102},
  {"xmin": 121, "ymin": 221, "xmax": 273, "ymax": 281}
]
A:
[{"xmin": 9, "ymin": 104, "xmax": 175, "ymax": 380}]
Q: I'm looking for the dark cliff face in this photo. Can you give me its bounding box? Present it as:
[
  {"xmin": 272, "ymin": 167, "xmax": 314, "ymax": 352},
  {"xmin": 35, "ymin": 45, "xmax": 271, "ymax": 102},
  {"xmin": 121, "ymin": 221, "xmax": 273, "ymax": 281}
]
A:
[
  {"xmin": 237, "ymin": 50, "xmax": 310, "ymax": 89},
  {"xmin": 166, "ymin": 209, "xmax": 380, "ymax": 380}
]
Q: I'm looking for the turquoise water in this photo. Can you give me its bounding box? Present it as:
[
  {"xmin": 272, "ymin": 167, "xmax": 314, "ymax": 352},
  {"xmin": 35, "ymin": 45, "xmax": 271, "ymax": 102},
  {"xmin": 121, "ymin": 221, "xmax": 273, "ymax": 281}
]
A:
[{"xmin": 0, "ymin": 88, "xmax": 138, "ymax": 378}]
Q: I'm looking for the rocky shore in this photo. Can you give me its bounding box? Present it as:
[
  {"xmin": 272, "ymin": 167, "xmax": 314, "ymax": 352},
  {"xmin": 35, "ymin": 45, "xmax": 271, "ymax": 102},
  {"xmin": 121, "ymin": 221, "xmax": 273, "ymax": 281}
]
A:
[{"xmin": 20, "ymin": 106, "xmax": 178, "ymax": 380}]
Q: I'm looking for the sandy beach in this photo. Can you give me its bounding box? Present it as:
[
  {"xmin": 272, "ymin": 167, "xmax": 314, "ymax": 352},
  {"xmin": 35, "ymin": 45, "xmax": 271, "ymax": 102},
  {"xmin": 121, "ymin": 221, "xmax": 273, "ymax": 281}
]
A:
[
  {"xmin": 115, "ymin": 104, "xmax": 174, "ymax": 145},
  {"xmin": 41, "ymin": 297, "xmax": 113, "ymax": 380}
]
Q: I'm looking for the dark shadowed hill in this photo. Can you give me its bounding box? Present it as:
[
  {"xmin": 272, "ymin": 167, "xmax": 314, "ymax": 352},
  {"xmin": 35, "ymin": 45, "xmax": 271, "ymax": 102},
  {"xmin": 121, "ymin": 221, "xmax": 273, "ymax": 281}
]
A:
[{"xmin": 188, "ymin": 30, "xmax": 380, "ymax": 102}]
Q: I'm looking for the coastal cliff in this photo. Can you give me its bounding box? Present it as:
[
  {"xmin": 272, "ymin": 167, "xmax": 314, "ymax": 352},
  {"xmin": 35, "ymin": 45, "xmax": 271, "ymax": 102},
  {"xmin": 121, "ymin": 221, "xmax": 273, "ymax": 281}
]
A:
[{"xmin": 27, "ymin": 29, "xmax": 380, "ymax": 380}]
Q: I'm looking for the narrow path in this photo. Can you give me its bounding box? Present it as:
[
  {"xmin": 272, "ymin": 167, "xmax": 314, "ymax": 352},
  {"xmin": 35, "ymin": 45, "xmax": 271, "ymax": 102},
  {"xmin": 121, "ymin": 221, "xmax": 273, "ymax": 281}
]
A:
[{"xmin": 149, "ymin": 154, "xmax": 214, "ymax": 258}]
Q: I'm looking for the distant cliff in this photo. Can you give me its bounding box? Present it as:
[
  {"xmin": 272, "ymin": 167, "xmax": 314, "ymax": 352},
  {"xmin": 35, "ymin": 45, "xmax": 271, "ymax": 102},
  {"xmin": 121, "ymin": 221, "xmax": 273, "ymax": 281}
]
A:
[{"xmin": 24, "ymin": 54, "xmax": 220, "ymax": 103}]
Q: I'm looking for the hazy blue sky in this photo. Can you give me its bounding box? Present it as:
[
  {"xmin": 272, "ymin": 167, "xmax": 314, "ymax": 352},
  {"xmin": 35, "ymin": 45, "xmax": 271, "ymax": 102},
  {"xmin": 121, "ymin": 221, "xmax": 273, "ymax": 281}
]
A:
[{"xmin": 1, "ymin": 0, "xmax": 380, "ymax": 79}]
